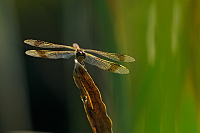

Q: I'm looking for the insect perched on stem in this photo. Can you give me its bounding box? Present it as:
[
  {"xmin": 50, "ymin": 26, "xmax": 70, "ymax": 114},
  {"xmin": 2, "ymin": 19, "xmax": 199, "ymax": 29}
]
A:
[{"xmin": 24, "ymin": 39, "xmax": 135, "ymax": 74}]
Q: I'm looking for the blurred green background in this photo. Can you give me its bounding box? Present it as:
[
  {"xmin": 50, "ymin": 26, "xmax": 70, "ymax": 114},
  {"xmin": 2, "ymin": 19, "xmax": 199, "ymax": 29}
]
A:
[{"xmin": 0, "ymin": 0, "xmax": 200, "ymax": 133}]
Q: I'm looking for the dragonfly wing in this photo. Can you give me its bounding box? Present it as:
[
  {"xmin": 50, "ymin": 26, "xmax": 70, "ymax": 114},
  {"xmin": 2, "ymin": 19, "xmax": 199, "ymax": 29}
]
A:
[
  {"xmin": 24, "ymin": 39, "xmax": 76, "ymax": 50},
  {"xmin": 25, "ymin": 50, "xmax": 75, "ymax": 59},
  {"xmin": 84, "ymin": 53, "xmax": 129, "ymax": 74},
  {"xmin": 84, "ymin": 49, "xmax": 135, "ymax": 62}
]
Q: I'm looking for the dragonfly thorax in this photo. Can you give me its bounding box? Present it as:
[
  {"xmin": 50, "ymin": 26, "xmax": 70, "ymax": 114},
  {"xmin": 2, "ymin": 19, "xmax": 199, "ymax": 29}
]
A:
[{"xmin": 76, "ymin": 49, "xmax": 86, "ymax": 62}]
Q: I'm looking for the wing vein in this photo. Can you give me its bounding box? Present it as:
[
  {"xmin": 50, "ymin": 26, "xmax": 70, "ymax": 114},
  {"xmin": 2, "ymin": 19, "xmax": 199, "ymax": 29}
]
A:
[{"xmin": 84, "ymin": 53, "xmax": 129, "ymax": 74}]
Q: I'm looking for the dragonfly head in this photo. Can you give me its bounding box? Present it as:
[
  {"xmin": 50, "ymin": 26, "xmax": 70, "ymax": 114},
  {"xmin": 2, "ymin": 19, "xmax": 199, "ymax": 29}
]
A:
[
  {"xmin": 73, "ymin": 43, "xmax": 80, "ymax": 49},
  {"xmin": 76, "ymin": 49, "xmax": 86, "ymax": 61}
]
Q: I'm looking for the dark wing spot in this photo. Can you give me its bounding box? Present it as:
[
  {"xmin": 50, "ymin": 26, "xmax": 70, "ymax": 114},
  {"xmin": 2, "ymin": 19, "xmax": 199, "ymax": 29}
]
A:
[
  {"xmin": 37, "ymin": 50, "xmax": 48, "ymax": 58},
  {"xmin": 107, "ymin": 63, "xmax": 120, "ymax": 72},
  {"xmin": 116, "ymin": 54, "xmax": 125, "ymax": 62},
  {"xmin": 34, "ymin": 40, "xmax": 45, "ymax": 46}
]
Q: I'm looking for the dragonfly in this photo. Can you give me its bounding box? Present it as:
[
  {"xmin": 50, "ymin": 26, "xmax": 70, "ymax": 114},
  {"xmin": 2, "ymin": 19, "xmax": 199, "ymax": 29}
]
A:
[{"xmin": 24, "ymin": 39, "xmax": 135, "ymax": 74}]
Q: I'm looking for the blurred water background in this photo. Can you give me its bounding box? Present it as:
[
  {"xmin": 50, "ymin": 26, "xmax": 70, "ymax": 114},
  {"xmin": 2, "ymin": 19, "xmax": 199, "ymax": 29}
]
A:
[{"xmin": 0, "ymin": 0, "xmax": 200, "ymax": 133}]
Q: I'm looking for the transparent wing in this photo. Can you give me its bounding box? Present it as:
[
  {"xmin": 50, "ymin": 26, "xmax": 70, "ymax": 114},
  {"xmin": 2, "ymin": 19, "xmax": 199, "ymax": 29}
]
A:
[
  {"xmin": 24, "ymin": 39, "xmax": 76, "ymax": 50},
  {"xmin": 25, "ymin": 50, "xmax": 75, "ymax": 59},
  {"xmin": 84, "ymin": 53, "xmax": 129, "ymax": 74},
  {"xmin": 84, "ymin": 49, "xmax": 135, "ymax": 62}
]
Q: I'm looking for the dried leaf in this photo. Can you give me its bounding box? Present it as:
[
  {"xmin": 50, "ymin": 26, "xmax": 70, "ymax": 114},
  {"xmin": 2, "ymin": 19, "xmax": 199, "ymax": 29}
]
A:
[{"xmin": 73, "ymin": 59, "xmax": 113, "ymax": 133}]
